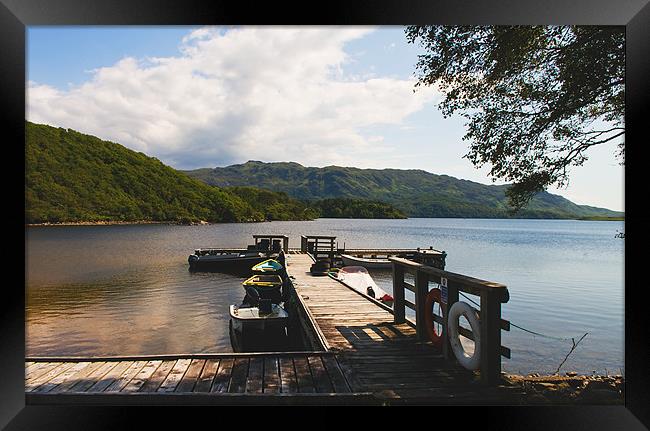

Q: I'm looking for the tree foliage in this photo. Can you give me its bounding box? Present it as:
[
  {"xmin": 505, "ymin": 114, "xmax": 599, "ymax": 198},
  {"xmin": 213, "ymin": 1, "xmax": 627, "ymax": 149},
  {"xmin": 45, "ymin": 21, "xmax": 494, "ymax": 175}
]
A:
[
  {"xmin": 310, "ymin": 198, "xmax": 407, "ymax": 219},
  {"xmin": 226, "ymin": 186, "xmax": 320, "ymax": 221},
  {"xmin": 405, "ymin": 25, "xmax": 625, "ymax": 211},
  {"xmin": 25, "ymin": 122, "xmax": 316, "ymax": 224}
]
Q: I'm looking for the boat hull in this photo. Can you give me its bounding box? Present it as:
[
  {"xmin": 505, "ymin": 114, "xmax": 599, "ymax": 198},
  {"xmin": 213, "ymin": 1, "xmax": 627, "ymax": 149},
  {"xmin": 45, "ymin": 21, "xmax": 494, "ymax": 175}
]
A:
[
  {"xmin": 188, "ymin": 253, "xmax": 268, "ymax": 275},
  {"xmin": 333, "ymin": 266, "xmax": 394, "ymax": 307},
  {"xmin": 341, "ymin": 254, "xmax": 392, "ymax": 269},
  {"xmin": 229, "ymin": 304, "xmax": 289, "ymax": 352}
]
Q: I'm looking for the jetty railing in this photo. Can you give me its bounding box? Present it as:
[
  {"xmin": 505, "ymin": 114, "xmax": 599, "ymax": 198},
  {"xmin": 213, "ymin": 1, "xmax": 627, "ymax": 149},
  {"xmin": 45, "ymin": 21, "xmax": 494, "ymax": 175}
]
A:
[
  {"xmin": 390, "ymin": 257, "xmax": 510, "ymax": 385},
  {"xmin": 300, "ymin": 235, "xmax": 337, "ymax": 260}
]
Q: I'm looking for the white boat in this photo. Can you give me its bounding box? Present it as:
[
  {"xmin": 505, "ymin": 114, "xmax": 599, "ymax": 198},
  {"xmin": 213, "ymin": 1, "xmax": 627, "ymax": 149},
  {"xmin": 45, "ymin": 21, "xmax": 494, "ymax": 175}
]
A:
[
  {"xmin": 340, "ymin": 254, "xmax": 392, "ymax": 269},
  {"xmin": 332, "ymin": 266, "xmax": 394, "ymax": 306},
  {"xmin": 229, "ymin": 304, "xmax": 289, "ymax": 352}
]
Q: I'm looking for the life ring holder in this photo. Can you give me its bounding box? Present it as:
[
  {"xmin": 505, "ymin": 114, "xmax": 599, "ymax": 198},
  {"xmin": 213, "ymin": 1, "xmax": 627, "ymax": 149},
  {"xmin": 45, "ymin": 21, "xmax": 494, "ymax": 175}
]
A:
[
  {"xmin": 448, "ymin": 301, "xmax": 481, "ymax": 371},
  {"xmin": 423, "ymin": 288, "xmax": 443, "ymax": 348}
]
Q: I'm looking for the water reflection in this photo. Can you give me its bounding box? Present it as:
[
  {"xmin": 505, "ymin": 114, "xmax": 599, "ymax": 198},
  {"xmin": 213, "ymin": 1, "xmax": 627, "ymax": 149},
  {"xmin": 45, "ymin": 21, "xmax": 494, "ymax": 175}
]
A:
[
  {"xmin": 27, "ymin": 263, "xmax": 246, "ymax": 356},
  {"xmin": 25, "ymin": 219, "xmax": 624, "ymax": 375}
]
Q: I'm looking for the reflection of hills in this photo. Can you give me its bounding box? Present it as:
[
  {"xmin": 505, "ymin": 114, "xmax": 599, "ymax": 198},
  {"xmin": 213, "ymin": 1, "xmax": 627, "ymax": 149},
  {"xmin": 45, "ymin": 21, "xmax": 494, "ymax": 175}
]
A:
[{"xmin": 26, "ymin": 266, "xmax": 245, "ymax": 356}]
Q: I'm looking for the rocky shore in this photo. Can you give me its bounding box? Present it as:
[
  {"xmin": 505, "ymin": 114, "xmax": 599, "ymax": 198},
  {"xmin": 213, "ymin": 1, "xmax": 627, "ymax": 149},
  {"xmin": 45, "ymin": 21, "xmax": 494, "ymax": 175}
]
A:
[{"xmin": 501, "ymin": 373, "xmax": 624, "ymax": 404}]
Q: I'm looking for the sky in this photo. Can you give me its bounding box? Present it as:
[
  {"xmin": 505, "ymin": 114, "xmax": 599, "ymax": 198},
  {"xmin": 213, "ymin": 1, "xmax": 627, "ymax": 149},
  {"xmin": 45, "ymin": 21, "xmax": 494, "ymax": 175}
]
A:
[{"xmin": 27, "ymin": 26, "xmax": 625, "ymax": 212}]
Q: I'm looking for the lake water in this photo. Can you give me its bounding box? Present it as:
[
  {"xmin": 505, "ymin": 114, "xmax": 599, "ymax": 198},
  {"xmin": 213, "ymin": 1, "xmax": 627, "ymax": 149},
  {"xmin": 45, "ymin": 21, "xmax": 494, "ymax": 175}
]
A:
[{"xmin": 25, "ymin": 218, "xmax": 624, "ymax": 375}]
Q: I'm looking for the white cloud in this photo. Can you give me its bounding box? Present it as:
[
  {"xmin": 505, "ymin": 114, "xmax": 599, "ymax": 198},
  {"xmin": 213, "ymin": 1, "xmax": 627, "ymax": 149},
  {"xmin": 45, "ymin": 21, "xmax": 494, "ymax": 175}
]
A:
[{"xmin": 28, "ymin": 26, "xmax": 439, "ymax": 169}]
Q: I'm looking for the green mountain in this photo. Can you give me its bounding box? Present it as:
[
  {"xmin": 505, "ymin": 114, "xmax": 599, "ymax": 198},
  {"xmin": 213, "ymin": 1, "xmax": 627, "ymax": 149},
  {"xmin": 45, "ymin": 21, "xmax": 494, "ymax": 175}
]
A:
[
  {"xmin": 185, "ymin": 161, "xmax": 623, "ymax": 219},
  {"xmin": 25, "ymin": 122, "xmax": 316, "ymax": 224}
]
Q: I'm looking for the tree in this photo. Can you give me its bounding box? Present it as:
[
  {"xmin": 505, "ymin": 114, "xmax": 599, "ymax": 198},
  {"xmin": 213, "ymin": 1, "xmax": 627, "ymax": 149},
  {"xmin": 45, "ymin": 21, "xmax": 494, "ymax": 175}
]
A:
[{"xmin": 405, "ymin": 26, "xmax": 625, "ymax": 211}]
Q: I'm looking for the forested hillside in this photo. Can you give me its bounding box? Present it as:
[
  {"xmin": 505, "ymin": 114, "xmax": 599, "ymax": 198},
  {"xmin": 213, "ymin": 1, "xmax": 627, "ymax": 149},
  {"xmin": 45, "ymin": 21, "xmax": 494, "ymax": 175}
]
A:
[
  {"xmin": 25, "ymin": 123, "xmax": 312, "ymax": 224},
  {"xmin": 185, "ymin": 161, "xmax": 623, "ymax": 219}
]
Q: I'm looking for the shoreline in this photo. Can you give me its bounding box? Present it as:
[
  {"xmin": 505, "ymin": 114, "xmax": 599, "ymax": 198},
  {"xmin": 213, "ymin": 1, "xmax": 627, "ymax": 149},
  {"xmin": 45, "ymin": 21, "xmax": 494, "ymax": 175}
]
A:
[
  {"xmin": 25, "ymin": 220, "xmax": 211, "ymax": 227},
  {"xmin": 25, "ymin": 216, "xmax": 625, "ymax": 227}
]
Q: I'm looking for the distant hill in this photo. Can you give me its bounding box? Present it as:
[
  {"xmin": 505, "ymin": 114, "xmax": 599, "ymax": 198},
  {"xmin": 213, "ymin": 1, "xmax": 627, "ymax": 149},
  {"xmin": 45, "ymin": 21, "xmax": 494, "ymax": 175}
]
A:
[
  {"xmin": 184, "ymin": 161, "xmax": 623, "ymax": 219},
  {"xmin": 25, "ymin": 123, "xmax": 315, "ymax": 224}
]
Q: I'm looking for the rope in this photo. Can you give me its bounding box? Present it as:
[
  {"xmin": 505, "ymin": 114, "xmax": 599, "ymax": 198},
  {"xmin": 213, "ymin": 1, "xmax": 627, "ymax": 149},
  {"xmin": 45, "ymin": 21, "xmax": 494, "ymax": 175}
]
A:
[{"xmin": 457, "ymin": 291, "xmax": 583, "ymax": 342}]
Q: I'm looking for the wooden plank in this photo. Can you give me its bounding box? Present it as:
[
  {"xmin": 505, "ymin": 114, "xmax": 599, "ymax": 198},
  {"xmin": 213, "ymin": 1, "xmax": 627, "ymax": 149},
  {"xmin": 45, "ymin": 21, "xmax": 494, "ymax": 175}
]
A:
[
  {"xmin": 334, "ymin": 356, "xmax": 364, "ymax": 392},
  {"xmin": 193, "ymin": 359, "xmax": 219, "ymax": 392},
  {"xmin": 86, "ymin": 361, "xmax": 134, "ymax": 393},
  {"xmin": 175, "ymin": 359, "xmax": 206, "ymax": 393},
  {"xmin": 104, "ymin": 361, "xmax": 147, "ymax": 392},
  {"xmin": 25, "ymin": 362, "xmax": 45, "ymax": 375},
  {"xmin": 279, "ymin": 357, "xmax": 298, "ymax": 393},
  {"xmin": 49, "ymin": 362, "xmax": 107, "ymax": 393},
  {"xmin": 26, "ymin": 363, "xmax": 76, "ymax": 392},
  {"xmin": 245, "ymin": 357, "xmax": 263, "ymax": 394},
  {"xmin": 228, "ymin": 358, "xmax": 249, "ymax": 393},
  {"xmin": 321, "ymin": 355, "xmax": 351, "ymax": 393},
  {"xmin": 68, "ymin": 362, "xmax": 118, "ymax": 393},
  {"xmin": 293, "ymin": 356, "xmax": 315, "ymax": 393},
  {"xmin": 211, "ymin": 358, "xmax": 234, "ymax": 393},
  {"xmin": 121, "ymin": 361, "xmax": 162, "ymax": 392},
  {"xmin": 158, "ymin": 359, "xmax": 192, "ymax": 392},
  {"xmin": 25, "ymin": 362, "xmax": 61, "ymax": 384},
  {"xmin": 307, "ymin": 356, "xmax": 334, "ymax": 393},
  {"xmin": 32, "ymin": 362, "xmax": 90, "ymax": 393},
  {"xmin": 138, "ymin": 360, "xmax": 176, "ymax": 392},
  {"xmin": 262, "ymin": 357, "xmax": 280, "ymax": 394}
]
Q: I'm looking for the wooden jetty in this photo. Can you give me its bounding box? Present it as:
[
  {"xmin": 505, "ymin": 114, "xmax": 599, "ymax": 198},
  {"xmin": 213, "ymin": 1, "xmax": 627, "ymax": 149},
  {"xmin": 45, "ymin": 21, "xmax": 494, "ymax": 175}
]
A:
[{"xmin": 26, "ymin": 249, "xmax": 522, "ymax": 405}]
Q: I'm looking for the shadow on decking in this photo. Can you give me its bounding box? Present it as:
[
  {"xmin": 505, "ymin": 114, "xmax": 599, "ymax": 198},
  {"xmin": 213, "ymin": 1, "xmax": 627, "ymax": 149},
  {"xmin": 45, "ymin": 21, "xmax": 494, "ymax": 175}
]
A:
[{"xmin": 331, "ymin": 322, "xmax": 488, "ymax": 401}]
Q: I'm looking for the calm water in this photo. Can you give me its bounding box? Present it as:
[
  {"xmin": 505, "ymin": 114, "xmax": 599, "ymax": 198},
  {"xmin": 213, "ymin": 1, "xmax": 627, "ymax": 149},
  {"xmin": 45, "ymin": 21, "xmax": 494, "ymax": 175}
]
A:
[{"xmin": 25, "ymin": 218, "xmax": 624, "ymax": 375}]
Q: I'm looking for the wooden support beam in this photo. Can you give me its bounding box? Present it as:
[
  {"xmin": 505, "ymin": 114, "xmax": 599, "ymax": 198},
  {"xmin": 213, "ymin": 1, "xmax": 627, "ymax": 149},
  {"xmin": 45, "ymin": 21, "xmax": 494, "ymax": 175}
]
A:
[
  {"xmin": 415, "ymin": 271, "xmax": 429, "ymax": 342},
  {"xmin": 392, "ymin": 264, "xmax": 405, "ymax": 324},
  {"xmin": 480, "ymin": 291, "xmax": 502, "ymax": 385}
]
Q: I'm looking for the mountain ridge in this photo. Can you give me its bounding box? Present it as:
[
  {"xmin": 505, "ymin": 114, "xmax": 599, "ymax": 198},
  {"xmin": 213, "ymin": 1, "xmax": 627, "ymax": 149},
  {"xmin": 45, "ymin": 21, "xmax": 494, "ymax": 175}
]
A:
[{"xmin": 184, "ymin": 160, "xmax": 623, "ymax": 219}]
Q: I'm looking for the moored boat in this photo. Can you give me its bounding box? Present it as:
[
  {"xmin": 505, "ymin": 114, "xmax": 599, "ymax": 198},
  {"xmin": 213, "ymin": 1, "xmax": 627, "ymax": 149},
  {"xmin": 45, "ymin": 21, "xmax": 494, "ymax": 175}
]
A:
[
  {"xmin": 188, "ymin": 251, "xmax": 266, "ymax": 273},
  {"xmin": 229, "ymin": 304, "xmax": 289, "ymax": 352},
  {"xmin": 330, "ymin": 266, "xmax": 394, "ymax": 306},
  {"xmin": 188, "ymin": 235, "xmax": 289, "ymax": 274},
  {"xmin": 229, "ymin": 261, "xmax": 290, "ymax": 352},
  {"xmin": 251, "ymin": 259, "xmax": 284, "ymax": 274},
  {"xmin": 341, "ymin": 254, "xmax": 392, "ymax": 269}
]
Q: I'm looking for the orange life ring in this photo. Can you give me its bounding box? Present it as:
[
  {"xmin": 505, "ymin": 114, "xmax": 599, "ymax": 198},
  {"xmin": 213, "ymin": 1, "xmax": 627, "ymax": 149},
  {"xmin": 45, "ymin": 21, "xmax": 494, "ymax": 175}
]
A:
[{"xmin": 424, "ymin": 288, "xmax": 443, "ymax": 348}]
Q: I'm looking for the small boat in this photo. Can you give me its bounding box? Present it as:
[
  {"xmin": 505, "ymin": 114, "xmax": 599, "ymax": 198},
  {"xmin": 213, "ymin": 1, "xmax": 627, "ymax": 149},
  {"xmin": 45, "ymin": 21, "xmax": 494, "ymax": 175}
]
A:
[
  {"xmin": 229, "ymin": 304, "xmax": 289, "ymax": 352},
  {"xmin": 341, "ymin": 254, "xmax": 392, "ymax": 270},
  {"xmin": 331, "ymin": 266, "xmax": 394, "ymax": 306},
  {"xmin": 188, "ymin": 235, "xmax": 289, "ymax": 274},
  {"xmin": 251, "ymin": 259, "xmax": 284, "ymax": 274},
  {"xmin": 229, "ymin": 271, "xmax": 289, "ymax": 352},
  {"xmin": 188, "ymin": 251, "xmax": 266, "ymax": 273}
]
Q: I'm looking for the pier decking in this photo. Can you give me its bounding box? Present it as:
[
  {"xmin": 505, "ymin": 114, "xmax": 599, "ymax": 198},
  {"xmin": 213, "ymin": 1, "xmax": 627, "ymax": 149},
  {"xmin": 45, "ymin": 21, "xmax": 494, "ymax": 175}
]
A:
[
  {"xmin": 26, "ymin": 252, "xmax": 523, "ymax": 405},
  {"xmin": 286, "ymin": 253, "xmax": 519, "ymax": 403},
  {"xmin": 24, "ymin": 352, "xmax": 375, "ymax": 404}
]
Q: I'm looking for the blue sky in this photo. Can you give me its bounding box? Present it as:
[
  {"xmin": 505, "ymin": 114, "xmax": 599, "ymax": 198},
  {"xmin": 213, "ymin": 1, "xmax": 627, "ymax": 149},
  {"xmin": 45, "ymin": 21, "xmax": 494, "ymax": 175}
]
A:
[{"xmin": 27, "ymin": 26, "xmax": 624, "ymax": 212}]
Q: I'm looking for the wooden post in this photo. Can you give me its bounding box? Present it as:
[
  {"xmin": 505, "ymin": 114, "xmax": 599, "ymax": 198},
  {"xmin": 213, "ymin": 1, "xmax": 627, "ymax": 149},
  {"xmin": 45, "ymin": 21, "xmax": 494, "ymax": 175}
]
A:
[
  {"xmin": 442, "ymin": 280, "xmax": 459, "ymax": 361},
  {"xmin": 415, "ymin": 270, "xmax": 429, "ymax": 342},
  {"xmin": 392, "ymin": 263, "xmax": 405, "ymax": 324},
  {"xmin": 480, "ymin": 290, "xmax": 502, "ymax": 385}
]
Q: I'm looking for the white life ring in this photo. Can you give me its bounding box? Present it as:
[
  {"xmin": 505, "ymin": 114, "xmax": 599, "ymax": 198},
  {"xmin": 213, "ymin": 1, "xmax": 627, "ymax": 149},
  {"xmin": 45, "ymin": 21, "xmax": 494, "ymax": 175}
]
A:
[{"xmin": 448, "ymin": 301, "xmax": 481, "ymax": 371}]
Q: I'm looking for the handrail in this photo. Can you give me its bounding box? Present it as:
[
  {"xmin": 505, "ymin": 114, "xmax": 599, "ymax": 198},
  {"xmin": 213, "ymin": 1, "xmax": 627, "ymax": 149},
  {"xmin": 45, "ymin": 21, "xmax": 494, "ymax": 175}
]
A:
[{"xmin": 390, "ymin": 257, "xmax": 510, "ymax": 385}]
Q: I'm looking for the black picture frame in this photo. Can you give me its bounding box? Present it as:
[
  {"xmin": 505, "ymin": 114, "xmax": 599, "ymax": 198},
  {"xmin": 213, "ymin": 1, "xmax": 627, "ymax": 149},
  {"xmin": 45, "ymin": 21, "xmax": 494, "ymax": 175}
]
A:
[{"xmin": 2, "ymin": 0, "xmax": 647, "ymax": 428}]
